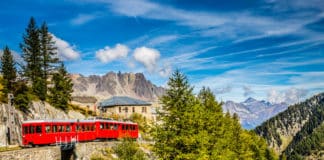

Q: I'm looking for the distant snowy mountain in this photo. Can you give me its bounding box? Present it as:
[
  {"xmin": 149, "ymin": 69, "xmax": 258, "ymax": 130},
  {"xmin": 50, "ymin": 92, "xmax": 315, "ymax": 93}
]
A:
[{"xmin": 223, "ymin": 97, "xmax": 288, "ymax": 129}]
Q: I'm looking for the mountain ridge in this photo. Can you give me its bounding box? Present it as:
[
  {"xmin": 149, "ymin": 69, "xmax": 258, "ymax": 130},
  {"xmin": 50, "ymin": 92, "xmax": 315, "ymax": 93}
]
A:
[
  {"xmin": 70, "ymin": 71, "xmax": 165, "ymax": 102},
  {"xmin": 223, "ymin": 98, "xmax": 288, "ymax": 129}
]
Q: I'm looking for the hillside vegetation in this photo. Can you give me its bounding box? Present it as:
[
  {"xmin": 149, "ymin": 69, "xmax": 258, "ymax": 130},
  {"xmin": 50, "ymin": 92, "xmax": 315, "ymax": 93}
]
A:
[{"xmin": 255, "ymin": 93, "xmax": 324, "ymax": 159}]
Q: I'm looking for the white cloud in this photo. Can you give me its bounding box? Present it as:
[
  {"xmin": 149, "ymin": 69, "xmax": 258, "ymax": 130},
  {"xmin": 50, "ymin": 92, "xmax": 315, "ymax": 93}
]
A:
[
  {"xmin": 133, "ymin": 47, "xmax": 160, "ymax": 73},
  {"xmin": 52, "ymin": 34, "xmax": 80, "ymax": 60},
  {"xmin": 95, "ymin": 44, "xmax": 129, "ymax": 63}
]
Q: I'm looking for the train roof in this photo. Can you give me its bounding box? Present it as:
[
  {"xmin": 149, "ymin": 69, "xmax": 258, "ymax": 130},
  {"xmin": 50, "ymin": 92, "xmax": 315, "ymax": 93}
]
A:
[{"xmin": 22, "ymin": 118, "xmax": 137, "ymax": 125}]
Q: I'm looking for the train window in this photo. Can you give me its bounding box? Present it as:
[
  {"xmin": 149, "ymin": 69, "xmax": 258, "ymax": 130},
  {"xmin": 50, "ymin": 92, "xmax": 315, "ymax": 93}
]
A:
[
  {"xmin": 30, "ymin": 126, "xmax": 34, "ymax": 134},
  {"xmin": 92, "ymin": 125, "xmax": 95, "ymax": 131},
  {"xmin": 61, "ymin": 125, "xmax": 65, "ymax": 132},
  {"xmin": 86, "ymin": 125, "xmax": 90, "ymax": 131},
  {"xmin": 66, "ymin": 125, "xmax": 71, "ymax": 132},
  {"xmin": 115, "ymin": 124, "xmax": 118, "ymax": 130},
  {"xmin": 100, "ymin": 123, "xmax": 103, "ymax": 129},
  {"xmin": 122, "ymin": 125, "xmax": 125, "ymax": 130},
  {"xmin": 82, "ymin": 125, "xmax": 85, "ymax": 131},
  {"xmin": 53, "ymin": 125, "xmax": 57, "ymax": 132},
  {"xmin": 110, "ymin": 124, "xmax": 114, "ymax": 130},
  {"xmin": 45, "ymin": 126, "xmax": 51, "ymax": 133},
  {"xmin": 24, "ymin": 126, "xmax": 28, "ymax": 134},
  {"xmin": 36, "ymin": 126, "xmax": 42, "ymax": 133},
  {"xmin": 76, "ymin": 125, "xmax": 80, "ymax": 131}
]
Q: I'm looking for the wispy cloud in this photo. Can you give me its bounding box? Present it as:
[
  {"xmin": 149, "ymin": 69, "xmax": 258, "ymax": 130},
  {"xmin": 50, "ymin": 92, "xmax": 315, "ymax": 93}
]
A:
[
  {"xmin": 243, "ymin": 86, "xmax": 255, "ymax": 97},
  {"xmin": 267, "ymin": 88, "xmax": 308, "ymax": 104},
  {"xmin": 147, "ymin": 35, "xmax": 179, "ymax": 46},
  {"xmin": 71, "ymin": 13, "xmax": 99, "ymax": 25}
]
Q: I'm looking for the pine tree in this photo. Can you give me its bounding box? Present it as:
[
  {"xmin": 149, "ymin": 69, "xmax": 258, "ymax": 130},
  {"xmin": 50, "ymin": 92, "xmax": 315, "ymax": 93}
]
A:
[
  {"xmin": 197, "ymin": 87, "xmax": 226, "ymax": 159},
  {"xmin": 48, "ymin": 63, "xmax": 73, "ymax": 111},
  {"xmin": 153, "ymin": 71, "xmax": 278, "ymax": 160},
  {"xmin": 20, "ymin": 17, "xmax": 43, "ymax": 99},
  {"xmin": 40, "ymin": 22, "xmax": 59, "ymax": 100},
  {"xmin": 0, "ymin": 46, "xmax": 17, "ymax": 99},
  {"xmin": 153, "ymin": 70, "xmax": 199, "ymax": 159}
]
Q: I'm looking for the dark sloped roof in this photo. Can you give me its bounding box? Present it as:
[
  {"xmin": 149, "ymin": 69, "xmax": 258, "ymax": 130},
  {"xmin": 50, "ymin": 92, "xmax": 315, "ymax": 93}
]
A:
[{"xmin": 99, "ymin": 96, "xmax": 151, "ymax": 108}]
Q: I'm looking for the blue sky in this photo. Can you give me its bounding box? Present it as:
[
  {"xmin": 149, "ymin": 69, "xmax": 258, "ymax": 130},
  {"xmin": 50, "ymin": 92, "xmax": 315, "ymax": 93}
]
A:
[{"xmin": 0, "ymin": 0, "xmax": 323, "ymax": 103}]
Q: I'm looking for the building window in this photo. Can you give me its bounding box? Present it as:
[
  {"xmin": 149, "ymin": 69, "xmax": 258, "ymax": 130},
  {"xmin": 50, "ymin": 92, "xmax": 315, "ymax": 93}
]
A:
[
  {"xmin": 125, "ymin": 107, "xmax": 128, "ymax": 113},
  {"xmin": 119, "ymin": 107, "xmax": 121, "ymax": 113},
  {"xmin": 132, "ymin": 107, "xmax": 135, "ymax": 113},
  {"xmin": 142, "ymin": 107, "xmax": 147, "ymax": 113}
]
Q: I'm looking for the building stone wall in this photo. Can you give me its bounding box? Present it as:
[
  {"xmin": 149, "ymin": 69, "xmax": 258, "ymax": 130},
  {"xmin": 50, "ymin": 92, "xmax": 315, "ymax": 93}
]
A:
[
  {"xmin": 0, "ymin": 146, "xmax": 61, "ymax": 160},
  {"xmin": 103, "ymin": 101, "xmax": 161, "ymax": 121},
  {"xmin": 0, "ymin": 141, "xmax": 120, "ymax": 160}
]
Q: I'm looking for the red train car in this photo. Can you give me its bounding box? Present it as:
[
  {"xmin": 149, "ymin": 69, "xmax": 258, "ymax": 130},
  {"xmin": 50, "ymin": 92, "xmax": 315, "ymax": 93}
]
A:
[{"xmin": 22, "ymin": 119, "xmax": 138, "ymax": 146}]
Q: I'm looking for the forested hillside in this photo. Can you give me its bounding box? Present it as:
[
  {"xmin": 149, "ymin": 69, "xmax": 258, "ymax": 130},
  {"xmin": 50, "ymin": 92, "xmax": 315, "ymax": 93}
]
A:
[
  {"xmin": 153, "ymin": 70, "xmax": 277, "ymax": 159},
  {"xmin": 255, "ymin": 93, "xmax": 324, "ymax": 159}
]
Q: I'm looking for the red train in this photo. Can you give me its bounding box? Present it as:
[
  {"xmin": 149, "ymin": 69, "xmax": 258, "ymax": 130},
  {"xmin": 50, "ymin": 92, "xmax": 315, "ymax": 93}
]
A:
[{"xmin": 22, "ymin": 118, "xmax": 138, "ymax": 146}]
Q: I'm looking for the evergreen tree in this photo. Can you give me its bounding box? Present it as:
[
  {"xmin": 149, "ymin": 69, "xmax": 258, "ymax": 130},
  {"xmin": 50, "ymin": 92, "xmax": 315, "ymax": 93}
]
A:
[
  {"xmin": 197, "ymin": 87, "xmax": 227, "ymax": 159},
  {"xmin": 0, "ymin": 76, "xmax": 5, "ymax": 102},
  {"xmin": 13, "ymin": 80, "xmax": 31, "ymax": 112},
  {"xmin": 0, "ymin": 46, "xmax": 17, "ymax": 99},
  {"xmin": 48, "ymin": 63, "xmax": 73, "ymax": 111},
  {"xmin": 153, "ymin": 71, "xmax": 278, "ymax": 160},
  {"xmin": 153, "ymin": 70, "xmax": 199, "ymax": 159},
  {"xmin": 40, "ymin": 22, "xmax": 59, "ymax": 100},
  {"xmin": 20, "ymin": 17, "xmax": 43, "ymax": 99}
]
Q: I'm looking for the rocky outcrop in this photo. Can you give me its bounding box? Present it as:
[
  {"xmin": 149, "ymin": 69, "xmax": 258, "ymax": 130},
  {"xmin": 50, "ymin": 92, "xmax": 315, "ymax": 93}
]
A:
[
  {"xmin": 0, "ymin": 102, "xmax": 85, "ymax": 146},
  {"xmin": 71, "ymin": 72, "xmax": 165, "ymax": 102}
]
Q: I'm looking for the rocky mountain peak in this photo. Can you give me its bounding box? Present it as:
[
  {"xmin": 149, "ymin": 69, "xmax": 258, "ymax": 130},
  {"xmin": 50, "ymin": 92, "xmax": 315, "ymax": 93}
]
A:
[
  {"xmin": 223, "ymin": 98, "xmax": 288, "ymax": 129},
  {"xmin": 71, "ymin": 71, "xmax": 165, "ymax": 102},
  {"xmin": 244, "ymin": 97, "xmax": 257, "ymax": 103}
]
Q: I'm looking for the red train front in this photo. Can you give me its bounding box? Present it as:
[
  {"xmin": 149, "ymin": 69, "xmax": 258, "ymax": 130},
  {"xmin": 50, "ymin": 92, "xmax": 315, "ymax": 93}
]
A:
[{"xmin": 22, "ymin": 119, "xmax": 138, "ymax": 146}]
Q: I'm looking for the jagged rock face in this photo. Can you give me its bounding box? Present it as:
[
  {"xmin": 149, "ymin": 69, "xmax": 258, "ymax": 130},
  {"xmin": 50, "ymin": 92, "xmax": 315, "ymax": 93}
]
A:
[
  {"xmin": 223, "ymin": 97, "xmax": 288, "ymax": 129},
  {"xmin": 71, "ymin": 72, "xmax": 165, "ymax": 101}
]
